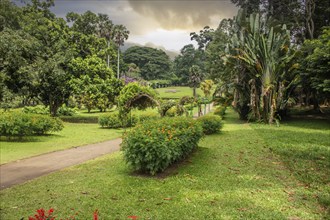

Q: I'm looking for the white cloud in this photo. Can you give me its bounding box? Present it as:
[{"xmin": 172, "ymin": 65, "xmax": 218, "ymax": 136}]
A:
[
  {"xmin": 19, "ymin": 0, "xmax": 237, "ymax": 52},
  {"xmin": 128, "ymin": 29, "xmax": 197, "ymax": 51}
]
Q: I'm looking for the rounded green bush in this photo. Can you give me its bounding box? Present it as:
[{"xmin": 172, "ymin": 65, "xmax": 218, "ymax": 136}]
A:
[
  {"xmin": 197, "ymin": 115, "xmax": 223, "ymax": 135},
  {"xmin": 98, "ymin": 113, "xmax": 137, "ymax": 128},
  {"xmin": 0, "ymin": 112, "xmax": 64, "ymax": 137},
  {"xmin": 121, "ymin": 117, "xmax": 204, "ymax": 175},
  {"xmin": 214, "ymin": 106, "xmax": 227, "ymax": 117},
  {"xmin": 98, "ymin": 113, "xmax": 122, "ymax": 128},
  {"xmin": 135, "ymin": 112, "xmax": 160, "ymax": 123}
]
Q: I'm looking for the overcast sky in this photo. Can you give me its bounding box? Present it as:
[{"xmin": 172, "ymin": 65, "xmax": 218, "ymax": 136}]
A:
[{"xmin": 20, "ymin": 0, "xmax": 238, "ymax": 52}]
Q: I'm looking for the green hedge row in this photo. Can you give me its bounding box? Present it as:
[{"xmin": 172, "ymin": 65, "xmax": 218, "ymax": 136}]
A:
[
  {"xmin": 0, "ymin": 112, "xmax": 64, "ymax": 137},
  {"xmin": 98, "ymin": 113, "xmax": 130, "ymax": 128},
  {"xmin": 98, "ymin": 112, "xmax": 160, "ymax": 128},
  {"xmin": 60, "ymin": 116, "xmax": 98, "ymax": 124},
  {"xmin": 121, "ymin": 117, "xmax": 203, "ymax": 175}
]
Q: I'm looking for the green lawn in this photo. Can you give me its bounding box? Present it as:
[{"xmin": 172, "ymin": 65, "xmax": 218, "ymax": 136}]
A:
[
  {"xmin": 156, "ymin": 86, "xmax": 202, "ymax": 99},
  {"xmin": 0, "ymin": 123, "xmax": 123, "ymax": 164},
  {"xmin": 0, "ymin": 110, "xmax": 329, "ymax": 219}
]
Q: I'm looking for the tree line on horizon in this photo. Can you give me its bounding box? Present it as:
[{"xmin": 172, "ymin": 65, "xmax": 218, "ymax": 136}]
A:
[{"xmin": 1, "ymin": 0, "xmax": 329, "ymax": 123}]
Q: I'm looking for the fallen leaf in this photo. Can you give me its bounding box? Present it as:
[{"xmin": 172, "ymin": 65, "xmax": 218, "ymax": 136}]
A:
[{"xmin": 163, "ymin": 198, "xmax": 172, "ymax": 201}]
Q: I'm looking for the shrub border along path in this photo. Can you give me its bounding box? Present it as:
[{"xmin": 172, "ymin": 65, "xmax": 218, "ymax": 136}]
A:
[{"xmin": 0, "ymin": 104, "xmax": 214, "ymax": 190}]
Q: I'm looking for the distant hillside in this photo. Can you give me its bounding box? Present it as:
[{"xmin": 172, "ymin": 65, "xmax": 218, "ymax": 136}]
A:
[{"xmin": 122, "ymin": 42, "xmax": 179, "ymax": 60}]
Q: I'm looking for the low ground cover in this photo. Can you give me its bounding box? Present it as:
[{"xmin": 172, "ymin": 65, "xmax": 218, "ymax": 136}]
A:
[
  {"xmin": 0, "ymin": 123, "xmax": 123, "ymax": 164},
  {"xmin": 0, "ymin": 109, "xmax": 328, "ymax": 219}
]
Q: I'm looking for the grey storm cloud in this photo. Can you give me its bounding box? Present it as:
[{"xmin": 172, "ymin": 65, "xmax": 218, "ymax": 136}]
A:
[{"xmin": 127, "ymin": 0, "xmax": 238, "ymax": 30}]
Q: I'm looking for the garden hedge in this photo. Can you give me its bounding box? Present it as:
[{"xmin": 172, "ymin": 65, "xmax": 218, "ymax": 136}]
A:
[
  {"xmin": 121, "ymin": 117, "xmax": 203, "ymax": 175},
  {"xmin": 0, "ymin": 112, "xmax": 63, "ymax": 137}
]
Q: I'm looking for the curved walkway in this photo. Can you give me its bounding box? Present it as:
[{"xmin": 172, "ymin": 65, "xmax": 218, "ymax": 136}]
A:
[
  {"xmin": 0, "ymin": 138, "xmax": 122, "ymax": 189},
  {"xmin": 1, "ymin": 103, "xmax": 214, "ymax": 190}
]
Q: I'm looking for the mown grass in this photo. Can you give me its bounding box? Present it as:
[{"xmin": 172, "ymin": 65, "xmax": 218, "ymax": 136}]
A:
[
  {"xmin": 0, "ymin": 123, "xmax": 123, "ymax": 164},
  {"xmin": 0, "ymin": 109, "xmax": 328, "ymax": 219},
  {"xmin": 156, "ymin": 86, "xmax": 202, "ymax": 99}
]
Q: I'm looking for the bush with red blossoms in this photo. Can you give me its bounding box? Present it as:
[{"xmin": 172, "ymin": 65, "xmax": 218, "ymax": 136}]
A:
[{"xmin": 28, "ymin": 208, "xmax": 99, "ymax": 220}]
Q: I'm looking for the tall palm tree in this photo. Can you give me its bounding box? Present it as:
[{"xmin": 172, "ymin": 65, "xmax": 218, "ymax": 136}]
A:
[
  {"xmin": 113, "ymin": 25, "xmax": 129, "ymax": 79},
  {"xmin": 96, "ymin": 14, "xmax": 114, "ymax": 68},
  {"xmin": 189, "ymin": 65, "xmax": 203, "ymax": 98},
  {"xmin": 231, "ymin": 12, "xmax": 296, "ymax": 123}
]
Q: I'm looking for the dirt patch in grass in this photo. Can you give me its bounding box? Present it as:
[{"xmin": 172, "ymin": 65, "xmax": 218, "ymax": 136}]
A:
[{"xmin": 165, "ymin": 89, "xmax": 179, "ymax": 93}]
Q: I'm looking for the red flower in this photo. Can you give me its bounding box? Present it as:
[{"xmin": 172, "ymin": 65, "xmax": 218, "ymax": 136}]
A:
[
  {"xmin": 128, "ymin": 216, "xmax": 138, "ymax": 219},
  {"xmin": 93, "ymin": 210, "xmax": 99, "ymax": 220}
]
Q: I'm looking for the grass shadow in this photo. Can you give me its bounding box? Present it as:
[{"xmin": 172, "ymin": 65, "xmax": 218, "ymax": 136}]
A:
[{"xmin": 0, "ymin": 133, "xmax": 64, "ymax": 143}]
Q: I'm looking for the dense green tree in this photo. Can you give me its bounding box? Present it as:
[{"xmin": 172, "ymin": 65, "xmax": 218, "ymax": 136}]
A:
[
  {"xmin": 190, "ymin": 26, "xmax": 214, "ymax": 50},
  {"xmin": 205, "ymin": 19, "xmax": 233, "ymax": 82},
  {"xmin": 173, "ymin": 44, "xmax": 203, "ymax": 84},
  {"xmin": 113, "ymin": 24, "xmax": 129, "ymax": 78},
  {"xmin": 0, "ymin": 0, "xmax": 22, "ymax": 31},
  {"xmin": 68, "ymin": 55, "xmax": 114, "ymax": 79},
  {"xmin": 123, "ymin": 46, "xmax": 172, "ymax": 80},
  {"xmin": 230, "ymin": 0, "xmax": 261, "ymax": 14},
  {"xmin": 297, "ymin": 27, "xmax": 330, "ymax": 110}
]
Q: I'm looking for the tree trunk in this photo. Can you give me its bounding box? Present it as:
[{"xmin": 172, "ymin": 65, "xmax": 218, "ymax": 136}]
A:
[
  {"xmin": 262, "ymin": 90, "xmax": 269, "ymax": 123},
  {"xmin": 107, "ymin": 40, "xmax": 110, "ymax": 68},
  {"xmin": 269, "ymin": 95, "xmax": 276, "ymax": 124},
  {"xmin": 312, "ymin": 92, "xmax": 320, "ymax": 111},
  {"xmin": 305, "ymin": 0, "xmax": 315, "ymax": 39},
  {"xmin": 193, "ymin": 87, "xmax": 197, "ymax": 98},
  {"xmin": 117, "ymin": 47, "xmax": 120, "ymax": 79}
]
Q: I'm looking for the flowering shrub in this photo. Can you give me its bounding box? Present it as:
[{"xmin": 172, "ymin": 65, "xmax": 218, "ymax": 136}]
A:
[
  {"xmin": 121, "ymin": 117, "xmax": 203, "ymax": 175},
  {"xmin": 0, "ymin": 112, "xmax": 63, "ymax": 137},
  {"xmin": 196, "ymin": 115, "xmax": 223, "ymax": 135},
  {"xmin": 28, "ymin": 208, "xmax": 99, "ymax": 220},
  {"xmin": 28, "ymin": 208, "xmax": 55, "ymax": 220}
]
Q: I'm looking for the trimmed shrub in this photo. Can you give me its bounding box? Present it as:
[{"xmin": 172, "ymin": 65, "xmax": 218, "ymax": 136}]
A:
[
  {"xmin": 57, "ymin": 105, "xmax": 77, "ymax": 116},
  {"xmin": 22, "ymin": 105, "xmax": 77, "ymax": 116},
  {"xmin": 121, "ymin": 117, "xmax": 203, "ymax": 175},
  {"xmin": 60, "ymin": 116, "xmax": 98, "ymax": 124},
  {"xmin": 30, "ymin": 115, "xmax": 64, "ymax": 135},
  {"xmin": 98, "ymin": 113, "xmax": 137, "ymax": 128},
  {"xmin": 0, "ymin": 112, "xmax": 63, "ymax": 137},
  {"xmin": 135, "ymin": 111, "xmax": 160, "ymax": 123},
  {"xmin": 165, "ymin": 106, "xmax": 177, "ymax": 117},
  {"xmin": 214, "ymin": 106, "xmax": 227, "ymax": 117},
  {"xmin": 98, "ymin": 113, "xmax": 122, "ymax": 128},
  {"xmin": 197, "ymin": 115, "xmax": 223, "ymax": 135},
  {"xmin": 22, "ymin": 105, "xmax": 49, "ymax": 115}
]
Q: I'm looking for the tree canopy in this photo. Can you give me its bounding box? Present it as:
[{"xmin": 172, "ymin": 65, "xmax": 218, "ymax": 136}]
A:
[{"xmin": 123, "ymin": 46, "xmax": 172, "ymax": 80}]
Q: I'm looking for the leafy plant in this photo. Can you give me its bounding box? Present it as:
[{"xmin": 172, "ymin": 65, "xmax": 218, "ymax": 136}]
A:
[
  {"xmin": 0, "ymin": 112, "xmax": 63, "ymax": 138},
  {"xmin": 134, "ymin": 111, "xmax": 159, "ymax": 123},
  {"xmin": 98, "ymin": 112, "xmax": 137, "ymax": 128},
  {"xmin": 197, "ymin": 115, "xmax": 223, "ymax": 134},
  {"xmin": 121, "ymin": 117, "xmax": 203, "ymax": 175},
  {"xmin": 118, "ymin": 82, "xmax": 158, "ymax": 120},
  {"xmin": 213, "ymin": 106, "xmax": 227, "ymax": 117}
]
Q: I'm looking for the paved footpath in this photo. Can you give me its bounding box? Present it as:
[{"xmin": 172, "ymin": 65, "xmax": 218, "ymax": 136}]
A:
[
  {"xmin": 0, "ymin": 138, "xmax": 122, "ymax": 190},
  {"xmin": 1, "ymin": 103, "xmax": 214, "ymax": 190}
]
